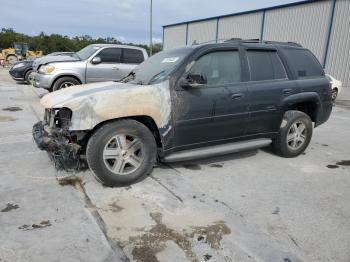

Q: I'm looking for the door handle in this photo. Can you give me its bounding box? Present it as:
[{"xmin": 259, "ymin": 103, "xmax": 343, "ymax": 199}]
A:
[
  {"xmin": 282, "ymin": 88, "xmax": 293, "ymax": 94},
  {"xmin": 231, "ymin": 93, "xmax": 244, "ymax": 99},
  {"xmin": 112, "ymin": 66, "xmax": 119, "ymax": 70}
]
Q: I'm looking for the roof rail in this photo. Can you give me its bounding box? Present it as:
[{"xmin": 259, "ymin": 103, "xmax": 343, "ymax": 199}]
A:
[
  {"xmin": 190, "ymin": 38, "xmax": 303, "ymax": 48},
  {"xmin": 223, "ymin": 38, "xmax": 302, "ymax": 47},
  {"xmin": 224, "ymin": 38, "xmax": 261, "ymax": 43},
  {"xmin": 263, "ymin": 40, "xmax": 302, "ymax": 47}
]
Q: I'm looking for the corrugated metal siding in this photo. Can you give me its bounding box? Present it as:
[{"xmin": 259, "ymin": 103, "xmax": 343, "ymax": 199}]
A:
[
  {"xmin": 263, "ymin": 1, "xmax": 332, "ymax": 62},
  {"xmin": 218, "ymin": 12, "xmax": 263, "ymax": 41},
  {"xmin": 163, "ymin": 24, "xmax": 187, "ymax": 50},
  {"xmin": 326, "ymin": 0, "xmax": 350, "ymax": 86},
  {"xmin": 187, "ymin": 20, "xmax": 217, "ymax": 45}
]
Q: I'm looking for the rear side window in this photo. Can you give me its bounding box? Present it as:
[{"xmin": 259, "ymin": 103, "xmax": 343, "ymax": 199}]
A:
[
  {"xmin": 283, "ymin": 48, "xmax": 324, "ymax": 78},
  {"xmin": 247, "ymin": 50, "xmax": 287, "ymax": 81},
  {"xmin": 123, "ymin": 48, "xmax": 144, "ymax": 64},
  {"xmin": 97, "ymin": 48, "xmax": 122, "ymax": 63}
]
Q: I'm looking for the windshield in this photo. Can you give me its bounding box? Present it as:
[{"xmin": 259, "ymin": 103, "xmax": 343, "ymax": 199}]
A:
[
  {"xmin": 124, "ymin": 47, "xmax": 192, "ymax": 85},
  {"xmin": 75, "ymin": 45, "xmax": 102, "ymax": 60}
]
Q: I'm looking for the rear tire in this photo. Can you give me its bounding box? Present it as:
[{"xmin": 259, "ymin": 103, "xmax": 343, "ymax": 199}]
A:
[
  {"xmin": 86, "ymin": 120, "xmax": 157, "ymax": 186},
  {"xmin": 332, "ymin": 88, "xmax": 338, "ymax": 101},
  {"xmin": 272, "ymin": 110, "xmax": 313, "ymax": 158},
  {"xmin": 52, "ymin": 76, "xmax": 80, "ymax": 92}
]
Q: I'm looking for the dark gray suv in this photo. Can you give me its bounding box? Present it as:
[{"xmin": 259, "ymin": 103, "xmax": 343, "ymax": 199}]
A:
[{"xmin": 33, "ymin": 39, "xmax": 333, "ymax": 186}]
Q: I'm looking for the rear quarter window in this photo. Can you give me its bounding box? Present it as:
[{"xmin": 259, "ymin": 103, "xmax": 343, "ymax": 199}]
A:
[{"xmin": 282, "ymin": 48, "xmax": 324, "ymax": 78}]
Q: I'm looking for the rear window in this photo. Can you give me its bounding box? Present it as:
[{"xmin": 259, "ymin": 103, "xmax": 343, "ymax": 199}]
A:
[
  {"xmin": 247, "ymin": 50, "xmax": 287, "ymax": 81},
  {"xmin": 123, "ymin": 48, "xmax": 144, "ymax": 64},
  {"xmin": 283, "ymin": 48, "xmax": 324, "ymax": 78}
]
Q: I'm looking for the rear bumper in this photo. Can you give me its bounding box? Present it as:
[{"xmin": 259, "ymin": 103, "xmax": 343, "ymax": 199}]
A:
[
  {"xmin": 315, "ymin": 101, "xmax": 332, "ymax": 127},
  {"xmin": 32, "ymin": 121, "xmax": 81, "ymax": 169}
]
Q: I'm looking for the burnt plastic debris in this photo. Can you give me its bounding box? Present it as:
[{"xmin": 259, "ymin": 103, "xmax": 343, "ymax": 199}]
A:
[{"xmin": 32, "ymin": 121, "xmax": 81, "ymax": 170}]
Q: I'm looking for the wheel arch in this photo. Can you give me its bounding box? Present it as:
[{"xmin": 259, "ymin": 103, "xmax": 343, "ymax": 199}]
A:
[
  {"xmin": 281, "ymin": 92, "xmax": 321, "ymax": 123},
  {"xmin": 81, "ymin": 115, "xmax": 163, "ymax": 150},
  {"xmin": 51, "ymin": 74, "xmax": 83, "ymax": 89},
  {"xmin": 24, "ymin": 67, "xmax": 33, "ymax": 74},
  {"xmin": 6, "ymin": 54, "xmax": 17, "ymax": 59},
  {"xmin": 287, "ymin": 101, "xmax": 319, "ymax": 122}
]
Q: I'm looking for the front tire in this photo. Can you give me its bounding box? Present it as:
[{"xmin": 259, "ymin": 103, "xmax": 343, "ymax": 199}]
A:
[
  {"xmin": 24, "ymin": 70, "xmax": 34, "ymax": 85},
  {"xmin": 272, "ymin": 110, "xmax": 313, "ymax": 158},
  {"xmin": 52, "ymin": 76, "xmax": 80, "ymax": 92},
  {"xmin": 86, "ymin": 120, "xmax": 157, "ymax": 186}
]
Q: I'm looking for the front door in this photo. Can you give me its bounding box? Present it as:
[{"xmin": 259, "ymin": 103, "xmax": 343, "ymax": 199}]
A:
[
  {"xmin": 173, "ymin": 49, "xmax": 249, "ymax": 149},
  {"xmin": 86, "ymin": 47, "xmax": 123, "ymax": 82}
]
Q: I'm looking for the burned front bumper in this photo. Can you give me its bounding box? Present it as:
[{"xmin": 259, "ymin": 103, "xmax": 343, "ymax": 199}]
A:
[{"xmin": 32, "ymin": 121, "xmax": 81, "ymax": 170}]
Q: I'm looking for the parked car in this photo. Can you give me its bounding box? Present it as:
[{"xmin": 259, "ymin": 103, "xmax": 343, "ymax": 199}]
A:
[
  {"xmin": 9, "ymin": 52, "xmax": 74, "ymax": 84},
  {"xmin": 9, "ymin": 59, "xmax": 35, "ymax": 84},
  {"xmin": 33, "ymin": 40, "xmax": 332, "ymax": 187},
  {"xmin": 33, "ymin": 44, "xmax": 148, "ymax": 92},
  {"xmin": 326, "ymin": 74, "xmax": 342, "ymax": 101}
]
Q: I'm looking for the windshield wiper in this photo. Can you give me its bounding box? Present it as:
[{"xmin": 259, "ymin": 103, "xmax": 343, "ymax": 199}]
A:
[
  {"xmin": 148, "ymin": 70, "xmax": 166, "ymax": 84},
  {"xmin": 73, "ymin": 53, "xmax": 81, "ymax": 60},
  {"xmin": 120, "ymin": 71, "xmax": 136, "ymax": 83}
]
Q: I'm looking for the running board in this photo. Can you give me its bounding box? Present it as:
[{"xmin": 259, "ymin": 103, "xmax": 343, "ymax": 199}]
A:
[{"xmin": 163, "ymin": 138, "xmax": 272, "ymax": 163}]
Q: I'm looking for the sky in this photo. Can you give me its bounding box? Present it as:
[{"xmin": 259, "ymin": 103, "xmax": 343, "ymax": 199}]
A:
[{"xmin": 0, "ymin": 0, "xmax": 304, "ymax": 44}]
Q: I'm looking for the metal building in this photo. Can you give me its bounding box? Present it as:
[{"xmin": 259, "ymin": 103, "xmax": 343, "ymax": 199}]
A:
[{"xmin": 163, "ymin": 0, "xmax": 350, "ymax": 89}]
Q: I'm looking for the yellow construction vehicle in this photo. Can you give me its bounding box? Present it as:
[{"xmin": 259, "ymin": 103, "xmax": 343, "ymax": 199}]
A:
[{"xmin": 0, "ymin": 42, "xmax": 43, "ymax": 64}]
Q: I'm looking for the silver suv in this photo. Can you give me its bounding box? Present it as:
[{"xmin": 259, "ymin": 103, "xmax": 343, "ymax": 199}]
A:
[{"xmin": 33, "ymin": 44, "xmax": 148, "ymax": 91}]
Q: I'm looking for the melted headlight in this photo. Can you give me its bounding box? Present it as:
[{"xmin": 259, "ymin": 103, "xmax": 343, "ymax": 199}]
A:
[{"xmin": 45, "ymin": 108, "xmax": 72, "ymax": 129}]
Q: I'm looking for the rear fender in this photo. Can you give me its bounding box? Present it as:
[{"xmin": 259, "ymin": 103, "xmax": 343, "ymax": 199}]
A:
[{"xmin": 279, "ymin": 92, "xmax": 322, "ymax": 123}]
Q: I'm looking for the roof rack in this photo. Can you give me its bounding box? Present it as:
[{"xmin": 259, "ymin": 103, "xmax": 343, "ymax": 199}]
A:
[{"xmin": 224, "ymin": 38, "xmax": 302, "ymax": 47}]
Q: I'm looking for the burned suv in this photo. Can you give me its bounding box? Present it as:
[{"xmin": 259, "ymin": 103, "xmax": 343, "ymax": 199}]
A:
[{"xmin": 33, "ymin": 40, "xmax": 332, "ymax": 186}]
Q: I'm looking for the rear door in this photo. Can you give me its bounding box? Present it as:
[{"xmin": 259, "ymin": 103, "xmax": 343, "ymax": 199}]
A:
[
  {"xmin": 244, "ymin": 49, "xmax": 297, "ymax": 134},
  {"xmin": 86, "ymin": 47, "xmax": 123, "ymax": 82}
]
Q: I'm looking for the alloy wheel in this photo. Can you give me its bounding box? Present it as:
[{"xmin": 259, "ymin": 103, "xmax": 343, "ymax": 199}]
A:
[
  {"xmin": 28, "ymin": 72, "xmax": 35, "ymax": 84},
  {"xmin": 286, "ymin": 121, "xmax": 307, "ymax": 150},
  {"xmin": 103, "ymin": 134, "xmax": 144, "ymax": 175},
  {"xmin": 59, "ymin": 82, "xmax": 75, "ymax": 89}
]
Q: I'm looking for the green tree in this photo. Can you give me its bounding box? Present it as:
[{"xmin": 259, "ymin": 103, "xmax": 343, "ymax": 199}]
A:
[{"xmin": 0, "ymin": 28, "xmax": 162, "ymax": 55}]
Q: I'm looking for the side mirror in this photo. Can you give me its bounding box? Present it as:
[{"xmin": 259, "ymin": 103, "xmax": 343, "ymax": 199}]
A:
[
  {"xmin": 180, "ymin": 73, "xmax": 207, "ymax": 88},
  {"xmin": 91, "ymin": 56, "xmax": 102, "ymax": 65}
]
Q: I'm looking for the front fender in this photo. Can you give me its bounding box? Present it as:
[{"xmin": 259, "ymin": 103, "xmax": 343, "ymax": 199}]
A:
[
  {"xmin": 46, "ymin": 81, "xmax": 173, "ymax": 132},
  {"xmin": 49, "ymin": 70, "xmax": 85, "ymax": 87}
]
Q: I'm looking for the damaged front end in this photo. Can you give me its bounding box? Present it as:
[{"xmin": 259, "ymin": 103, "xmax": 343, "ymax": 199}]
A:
[{"xmin": 32, "ymin": 108, "xmax": 82, "ymax": 170}]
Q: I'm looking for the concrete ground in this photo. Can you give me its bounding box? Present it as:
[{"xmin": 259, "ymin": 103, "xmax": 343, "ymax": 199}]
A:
[
  {"xmin": 1, "ymin": 67, "xmax": 349, "ymax": 262},
  {"xmin": 0, "ymin": 69, "xmax": 127, "ymax": 262}
]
